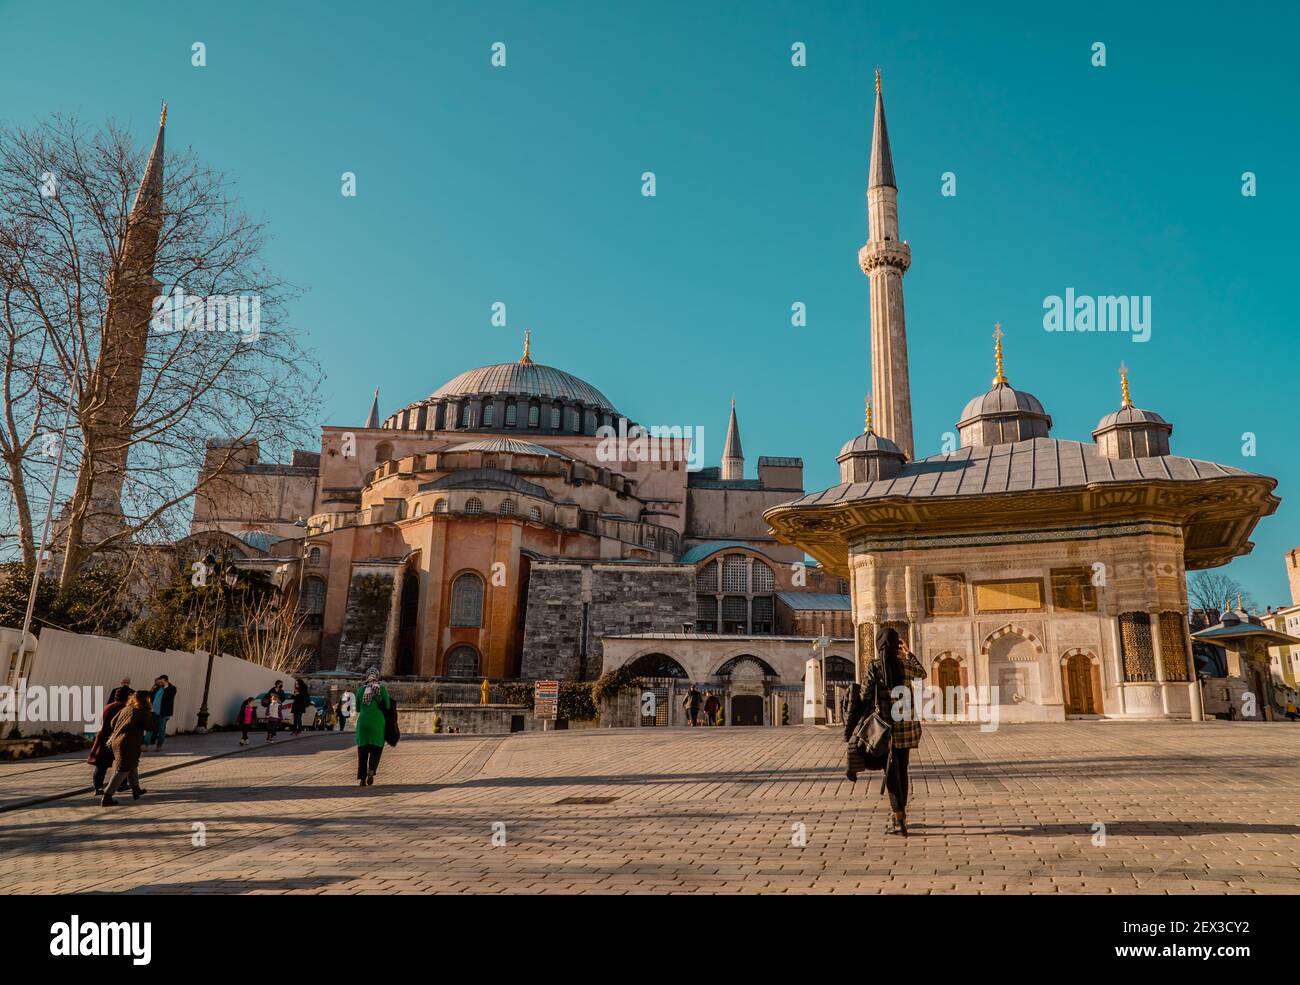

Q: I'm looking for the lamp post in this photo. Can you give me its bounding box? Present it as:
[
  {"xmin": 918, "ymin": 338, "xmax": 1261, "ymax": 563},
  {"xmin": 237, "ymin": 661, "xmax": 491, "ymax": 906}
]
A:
[{"xmin": 196, "ymin": 555, "xmax": 240, "ymax": 732}]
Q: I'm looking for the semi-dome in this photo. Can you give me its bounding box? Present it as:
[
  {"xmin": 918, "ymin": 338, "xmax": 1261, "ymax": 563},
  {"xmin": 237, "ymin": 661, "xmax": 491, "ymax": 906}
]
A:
[
  {"xmin": 430, "ymin": 362, "xmax": 617, "ymax": 414},
  {"xmin": 442, "ymin": 437, "xmax": 571, "ymax": 459}
]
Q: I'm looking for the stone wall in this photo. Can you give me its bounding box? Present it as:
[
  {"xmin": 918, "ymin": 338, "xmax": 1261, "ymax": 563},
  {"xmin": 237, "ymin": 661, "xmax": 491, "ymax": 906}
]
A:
[
  {"xmin": 521, "ymin": 561, "xmax": 696, "ymax": 680},
  {"xmin": 335, "ymin": 563, "xmax": 402, "ymax": 672}
]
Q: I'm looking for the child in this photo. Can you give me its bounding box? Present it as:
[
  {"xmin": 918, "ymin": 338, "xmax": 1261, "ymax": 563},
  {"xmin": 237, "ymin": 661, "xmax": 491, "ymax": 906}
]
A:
[
  {"xmin": 265, "ymin": 693, "xmax": 282, "ymax": 741},
  {"xmin": 237, "ymin": 697, "xmax": 256, "ymax": 745}
]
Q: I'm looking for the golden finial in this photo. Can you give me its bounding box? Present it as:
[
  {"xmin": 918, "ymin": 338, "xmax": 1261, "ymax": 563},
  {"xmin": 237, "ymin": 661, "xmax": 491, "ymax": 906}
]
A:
[
  {"xmin": 991, "ymin": 323, "xmax": 1007, "ymax": 386},
  {"xmin": 1118, "ymin": 361, "xmax": 1132, "ymax": 408},
  {"xmin": 520, "ymin": 328, "xmax": 533, "ymax": 365},
  {"xmin": 160, "ymin": 101, "xmax": 168, "ymax": 127},
  {"xmin": 864, "ymin": 394, "xmax": 874, "ymax": 433},
  {"xmin": 875, "ymin": 68, "xmax": 882, "ymax": 95}
]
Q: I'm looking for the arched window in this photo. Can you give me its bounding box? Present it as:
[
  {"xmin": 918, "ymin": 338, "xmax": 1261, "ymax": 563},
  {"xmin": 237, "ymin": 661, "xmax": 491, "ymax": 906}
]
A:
[
  {"xmin": 550, "ymin": 406, "xmax": 561, "ymax": 429},
  {"xmin": 444, "ymin": 644, "xmax": 480, "ymax": 678},
  {"xmin": 482, "ymin": 404, "xmax": 495, "ymax": 427},
  {"xmin": 411, "ymin": 502, "xmax": 422, "ymax": 517},
  {"xmin": 528, "ymin": 404, "xmax": 540, "ymax": 428},
  {"xmin": 505, "ymin": 403, "xmax": 517, "ymax": 427},
  {"xmin": 529, "ymin": 506, "xmax": 542, "ymax": 522},
  {"xmin": 752, "ymin": 562, "xmax": 774, "ymax": 592},
  {"xmin": 570, "ymin": 410, "xmax": 580, "ymax": 433},
  {"xmin": 459, "ymin": 404, "xmax": 471, "ymax": 427},
  {"xmin": 450, "ymin": 573, "xmax": 484, "ymax": 627},
  {"xmin": 465, "ymin": 497, "xmax": 483, "ymax": 515},
  {"xmin": 500, "ymin": 499, "xmax": 516, "ymax": 516},
  {"xmin": 307, "ymin": 546, "xmax": 322, "ymax": 567},
  {"xmin": 299, "ymin": 576, "xmax": 326, "ymax": 628},
  {"xmin": 374, "ymin": 441, "xmax": 393, "ymax": 464},
  {"xmin": 433, "ymin": 498, "xmax": 448, "ymax": 514},
  {"xmin": 723, "ymin": 555, "xmax": 748, "ymax": 593}
]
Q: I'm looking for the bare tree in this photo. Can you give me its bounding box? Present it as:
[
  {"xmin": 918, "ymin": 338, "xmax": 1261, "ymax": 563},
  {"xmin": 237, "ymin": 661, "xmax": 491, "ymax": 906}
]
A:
[
  {"xmin": 0, "ymin": 113, "xmax": 321, "ymax": 586},
  {"xmin": 235, "ymin": 591, "xmax": 310, "ymax": 675},
  {"xmin": 1187, "ymin": 570, "xmax": 1255, "ymax": 614}
]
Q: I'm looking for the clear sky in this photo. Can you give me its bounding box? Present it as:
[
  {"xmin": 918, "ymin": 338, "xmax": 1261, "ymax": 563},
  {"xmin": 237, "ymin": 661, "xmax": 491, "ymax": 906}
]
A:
[{"xmin": 3, "ymin": 0, "xmax": 1297, "ymax": 600}]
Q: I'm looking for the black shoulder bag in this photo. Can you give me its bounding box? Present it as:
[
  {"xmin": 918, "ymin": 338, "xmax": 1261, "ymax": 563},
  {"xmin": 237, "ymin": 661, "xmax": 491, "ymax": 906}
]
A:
[{"xmin": 850, "ymin": 657, "xmax": 894, "ymax": 782}]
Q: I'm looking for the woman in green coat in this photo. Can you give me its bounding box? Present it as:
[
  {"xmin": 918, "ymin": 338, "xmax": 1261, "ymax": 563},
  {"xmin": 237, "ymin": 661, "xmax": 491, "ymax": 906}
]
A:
[{"xmin": 354, "ymin": 667, "xmax": 391, "ymax": 787}]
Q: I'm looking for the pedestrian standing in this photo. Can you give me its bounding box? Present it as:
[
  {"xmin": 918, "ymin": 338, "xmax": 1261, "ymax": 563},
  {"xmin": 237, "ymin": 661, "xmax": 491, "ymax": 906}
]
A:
[
  {"xmin": 682, "ymin": 684, "xmax": 703, "ymax": 727},
  {"xmin": 265, "ymin": 693, "xmax": 283, "ymax": 741},
  {"xmin": 290, "ymin": 679, "xmax": 311, "ymax": 735},
  {"xmin": 147, "ymin": 675, "xmax": 177, "ymax": 752},
  {"xmin": 336, "ymin": 697, "xmax": 349, "ymax": 732},
  {"xmin": 237, "ymin": 697, "xmax": 256, "ymax": 745},
  {"xmin": 354, "ymin": 667, "xmax": 391, "ymax": 787},
  {"xmin": 101, "ymin": 692, "xmax": 155, "ymax": 806},
  {"xmin": 87, "ymin": 698, "xmax": 126, "ymax": 796}
]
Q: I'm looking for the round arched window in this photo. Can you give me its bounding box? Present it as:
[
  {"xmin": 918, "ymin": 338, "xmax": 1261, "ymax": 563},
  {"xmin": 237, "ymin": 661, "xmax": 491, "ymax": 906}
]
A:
[
  {"xmin": 433, "ymin": 499, "xmax": 448, "ymax": 514},
  {"xmin": 465, "ymin": 497, "xmax": 483, "ymax": 515},
  {"xmin": 444, "ymin": 645, "xmax": 480, "ymax": 678},
  {"xmin": 500, "ymin": 499, "xmax": 516, "ymax": 516},
  {"xmin": 529, "ymin": 506, "xmax": 542, "ymax": 522},
  {"xmin": 450, "ymin": 572, "xmax": 484, "ymax": 627}
]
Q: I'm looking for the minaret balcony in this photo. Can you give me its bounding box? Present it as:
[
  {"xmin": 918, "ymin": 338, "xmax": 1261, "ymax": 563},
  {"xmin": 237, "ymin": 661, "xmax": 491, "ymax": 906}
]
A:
[{"xmin": 858, "ymin": 239, "xmax": 911, "ymax": 274}]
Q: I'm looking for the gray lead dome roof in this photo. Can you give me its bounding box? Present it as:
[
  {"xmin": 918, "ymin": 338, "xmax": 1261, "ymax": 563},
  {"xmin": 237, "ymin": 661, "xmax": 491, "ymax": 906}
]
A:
[
  {"xmin": 958, "ymin": 383, "xmax": 1050, "ymax": 425},
  {"xmin": 1094, "ymin": 405, "xmax": 1170, "ymax": 431},
  {"xmin": 430, "ymin": 362, "xmax": 618, "ymax": 414},
  {"xmin": 838, "ymin": 431, "xmax": 905, "ymax": 459}
]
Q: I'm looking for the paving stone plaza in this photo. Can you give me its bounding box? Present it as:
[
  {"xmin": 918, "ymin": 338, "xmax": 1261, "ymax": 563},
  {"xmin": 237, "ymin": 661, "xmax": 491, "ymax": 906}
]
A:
[{"xmin": 2, "ymin": 722, "xmax": 1297, "ymax": 895}]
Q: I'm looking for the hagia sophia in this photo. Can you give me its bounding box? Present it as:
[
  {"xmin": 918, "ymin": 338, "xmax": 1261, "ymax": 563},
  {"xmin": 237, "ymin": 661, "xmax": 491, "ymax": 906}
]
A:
[{"xmin": 187, "ymin": 73, "xmax": 1282, "ymax": 723}]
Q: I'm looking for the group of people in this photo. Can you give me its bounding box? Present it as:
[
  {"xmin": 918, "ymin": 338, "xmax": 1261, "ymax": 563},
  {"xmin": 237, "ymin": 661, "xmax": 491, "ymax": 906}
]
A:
[
  {"xmin": 88, "ymin": 675, "xmax": 178, "ymax": 806},
  {"xmin": 235, "ymin": 679, "xmax": 320, "ymax": 744},
  {"xmin": 681, "ymin": 686, "xmax": 722, "ymax": 726}
]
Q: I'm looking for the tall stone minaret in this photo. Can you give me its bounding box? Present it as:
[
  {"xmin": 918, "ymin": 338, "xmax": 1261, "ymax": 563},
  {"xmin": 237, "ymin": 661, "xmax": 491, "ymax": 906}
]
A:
[
  {"xmin": 857, "ymin": 71, "xmax": 914, "ymax": 461},
  {"xmin": 721, "ymin": 397, "xmax": 744, "ymax": 480}
]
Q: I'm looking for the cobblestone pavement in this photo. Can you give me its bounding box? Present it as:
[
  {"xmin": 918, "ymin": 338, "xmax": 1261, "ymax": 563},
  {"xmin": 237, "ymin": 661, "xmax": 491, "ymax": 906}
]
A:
[{"xmin": 1, "ymin": 722, "xmax": 1297, "ymax": 894}]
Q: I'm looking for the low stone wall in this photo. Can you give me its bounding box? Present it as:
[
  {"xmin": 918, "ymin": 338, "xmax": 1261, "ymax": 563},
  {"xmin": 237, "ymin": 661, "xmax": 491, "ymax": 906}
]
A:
[{"xmin": 398, "ymin": 703, "xmax": 536, "ymax": 735}]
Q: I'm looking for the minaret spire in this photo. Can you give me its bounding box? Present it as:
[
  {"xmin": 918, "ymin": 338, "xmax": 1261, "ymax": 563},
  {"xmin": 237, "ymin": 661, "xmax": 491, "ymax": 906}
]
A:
[
  {"xmin": 1118, "ymin": 361, "xmax": 1132, "ymax": 408},
  {"xmin": 992, "ymin": 323, "xmax": 1008, "ymax": 385},
  {"xmin": 520, "ymin": 328, "xmax": 533, "ymax": 365},
  {"xmin": 364, "ymin": 387, "xmax": 380, "ymax": 428},
  {"xmin": 721, "ymin": 396, "xmax": 744, "ymax": 481},
  {"xmin": 858, "ymin": 71, "xmax": 914, "ymax": 461}
]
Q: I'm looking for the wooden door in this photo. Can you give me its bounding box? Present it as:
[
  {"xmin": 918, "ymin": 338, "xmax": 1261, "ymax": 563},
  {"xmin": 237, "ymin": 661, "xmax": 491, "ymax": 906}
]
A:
[{"xmin": 1066, "ymin": 655, "xmax": 1096, "ymax": 714}]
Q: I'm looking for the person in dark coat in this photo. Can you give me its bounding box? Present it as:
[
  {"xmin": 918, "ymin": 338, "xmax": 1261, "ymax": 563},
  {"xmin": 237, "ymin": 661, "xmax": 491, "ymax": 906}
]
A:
[
  {"xmin": 108, "ymin": 678, "xmax": 133, "ymax": 704},
  {"xmin": 682, "ymin": 685, "xmax": 703, "ymax": 726},
  {"xmin": 87, "ymin": 699, "xmax": 126, "ymax": 795},
  {"xmin": 147, "ymin": 675, "xmax": 178, "ymax": 751},
  {"xmin": 101, "ymin": 691, "xmax": 156, "ymax": 806},
  {"xmin": 843, "ymin": 627, "xmax": 926, "ymax": 837},
  {"xmin": 290, "ymin": 679, "xmax": 311, "ymax": 735}
]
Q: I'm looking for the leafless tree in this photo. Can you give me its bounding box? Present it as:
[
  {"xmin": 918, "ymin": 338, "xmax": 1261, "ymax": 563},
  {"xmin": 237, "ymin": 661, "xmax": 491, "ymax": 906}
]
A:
[
  {"xmin": 235, "ymin": 591, "xmax": 310, "ymax": 675},
  {"xmin": 0, "ymin": 113, "xmax": 321, "ymax": 587},
  {"xmin": 1187, "ymin": 570, "xmax": 1255, "ymax": 614}
]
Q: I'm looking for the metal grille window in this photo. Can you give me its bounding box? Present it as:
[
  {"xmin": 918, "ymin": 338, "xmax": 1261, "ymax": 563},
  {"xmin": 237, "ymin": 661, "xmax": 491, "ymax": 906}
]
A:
[
  {"xmin": 752, "ymin": 562, "xmax": 774, "ymax": 592},
  {"xmin": 1159, "ymin": 611, "xmax": 1192, "ymax": 682},
  {"xmin": 500, "ymin": 499, "xmax": 515, "ymax": 516},
  {"xmin": 529, "ymin": 506, "xmax": 542, "ymax": 522},
  {"xmin": 723, "ymin": 556, "xmax": 748, "ymax": 593},
  {"xmin": 505, "ymin": 403, "xmax": 517, "ymax": 426},
  {"xmin": 465, "ymin": 497, "xmax": 483, "ymax": 515},
  {"xmin": 450, "ymin": 573, "xmax": 484, "ymax": 627},
  {"xmin": 299, "ymin": 576, "xmax": 326, "ymax": 628},
  {"xmin": 696, "ymin": 560, "xmax": 719, "ymax": 592},
  {"xmin": 696, "ymin": 595, "xmax": 718, "ymax": 631},
  {"xmin": 722, "ymin": 595, "xmax": 748, "ymax": 633},
  {"xmin": 752, "ymin": 595, "xmax": 774, "ymax": 634},
  {"xmin": 1119, "ymin": 612, "xmax": 1157, "ymax": 682},
  {"xmin": 444, "ymin": 645, "xmax": 479, "ymax": 678},
  {"xmin": 528, "ymin": 404, "xmax": 540, "ymax": 427},
  {"xmin": 550, "ymin": 406, "xmax": 560, "ymax": 429},
  {"xmin": 482, "ymin": 404, "xmax": 495, "ymax": 427},
  {"xmin": 433, "ymin": 499, "xmax": 448, "ymax": 513},
  {"xmin": 308, "ymin": 547, "xmax": 322, "ymax": 567}
]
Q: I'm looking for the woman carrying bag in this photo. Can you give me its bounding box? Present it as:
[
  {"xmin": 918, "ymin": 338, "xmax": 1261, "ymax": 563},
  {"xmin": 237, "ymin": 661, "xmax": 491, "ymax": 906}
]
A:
[{"xmin": 844, "ymin": 626, "xmax": 927, "ymax": 836}]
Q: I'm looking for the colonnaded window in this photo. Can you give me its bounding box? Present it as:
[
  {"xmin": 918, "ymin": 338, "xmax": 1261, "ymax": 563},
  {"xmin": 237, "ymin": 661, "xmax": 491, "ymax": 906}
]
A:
[
  {"xmin": 1158, "ymin": 611, "xmax": 1192, "ymax": 682},
  {"xmin": 1118, "ymin": 612, "xmax": 1157, "ymax": 682},
  {"xmin": 444, "ymin": 644, "xmax": 480, "ymax": 678},
  {"xmin": 696, "ymin": 553, "xmax": 776, "ymax": 636},
  {"xmin": 696, "ymin": 595, "xmax": 718, "ymax": 632},
  {"xmin": 450, "ymin": 573, "xmax": 484, "ymax": 628}
]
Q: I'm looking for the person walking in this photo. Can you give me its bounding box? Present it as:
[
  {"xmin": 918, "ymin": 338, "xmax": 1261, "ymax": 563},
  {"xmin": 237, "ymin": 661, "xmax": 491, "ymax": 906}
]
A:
[
  {"xmin": 147, "ymin": 675, "xmax": 177, "ymax": 752},
  {"xmin": 336, "ymin": 697, "xmax": 349, "ymax": 732},
  {"xmin": 844, "ymin": 627, "xmax": 926, "ymax": 837},
  {"xmin": 100, "ymin": 692, "xmax": 155, "ymax": 806},
  {"xmin": 682, "ymin": 684, "xmax": 703, "ymax": 727},
  {"xmin": 290, "ymin": 679, "xmax": 311, "ymax": 735},
  {"xmin": 87, "ymin": 696, "xmax": 127, "ymax": 796},
  {"xmin": 237, "ymin": 697, "xmax": 256, "ymax": 745},
  {"xmin": 265, "ymin": 692, "xmax": 283, "ymax": 741},
  {"xmin": 354, "ymin": 667, "xmax": 391, "ymax": 787},
  {"xmin": 703, "ymin": 691, "xmax": 720, "ymax": 726}
]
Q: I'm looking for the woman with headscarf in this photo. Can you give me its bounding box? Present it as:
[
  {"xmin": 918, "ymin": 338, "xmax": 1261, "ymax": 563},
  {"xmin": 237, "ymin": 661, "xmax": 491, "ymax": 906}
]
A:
[
  {"xmin": 354, "ymin": 667, "xmax": 391, "ymax": 787},
  {"xmin": 843, "ymin": 626, "xmax": 926, "ymax": 836},
  {"xmin": 290, "ymin": 679, "xmax": 311, "ymax": 735},
  {"xmin": 101, "ymin": 691, "xmax": 156, "ymax": 806}
]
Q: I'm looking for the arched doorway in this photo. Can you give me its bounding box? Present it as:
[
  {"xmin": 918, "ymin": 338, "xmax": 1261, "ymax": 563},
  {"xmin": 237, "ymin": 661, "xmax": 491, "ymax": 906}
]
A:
[
  {"xmin": 986, "ymin": 630, "xmax": 1043, "ymax": 707},
  {"xmin": 731, "ymin": 695, "xmax": 764, "ymax": 726},
  {"xmin": 395, "ymin": 574, "xmax": 420, "ymax": 675},
  {"xmin": 936, "ymin": 656, "xmax": 963, "ymax": 715},
  {"xmin": 1063, "ymin": 652, "xmax": 1100, "ymax": 715},
  {"xmin": 625, "ymin": 653, "xmax": 687, "ymax": 727}
]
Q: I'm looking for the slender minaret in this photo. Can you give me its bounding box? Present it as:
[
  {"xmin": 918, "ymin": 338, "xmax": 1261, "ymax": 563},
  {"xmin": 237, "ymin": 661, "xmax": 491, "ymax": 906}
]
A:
[
  {"xmin": 364, "ymin": 388, "xmax": 381, "ymax": 428},
  {"xmin": 721, "ymin": 397, "xmax": 744, "ymax": 480},
  {"xmin": 858, "ymin": 70, "xmax": 914, "ymax": 461}
]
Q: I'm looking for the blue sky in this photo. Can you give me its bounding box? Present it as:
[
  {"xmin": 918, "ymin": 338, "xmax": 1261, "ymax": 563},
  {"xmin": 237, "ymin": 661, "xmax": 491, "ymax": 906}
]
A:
[{"xmin": 3, "ymin": 0, "xmax": 1298, "ymax": 600}]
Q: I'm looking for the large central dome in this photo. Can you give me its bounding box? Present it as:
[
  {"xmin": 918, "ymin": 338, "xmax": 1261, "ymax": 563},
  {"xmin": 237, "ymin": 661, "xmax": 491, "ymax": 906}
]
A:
[{"xmin": 429, "ymin": 361, "xmax": 618, "ymax": 414}]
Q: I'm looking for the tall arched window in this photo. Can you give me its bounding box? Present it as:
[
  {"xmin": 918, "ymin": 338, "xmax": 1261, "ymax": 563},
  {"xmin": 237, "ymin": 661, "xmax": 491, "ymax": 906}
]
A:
[
  {"xmin": 528, "ymin": 404, "xmax": 540, "ymax": 428},
  {"xmin": 307, "ymin": 546, "xmax": 322, "ymax": 567},
  {"xmin": 444, "ymin": 644, "xmax": 480, "ymax": 678},
  {"xmin": 459, "ymin": 404, "xmax": 471, "ymax": 427},
  {"xmin": 299, "ymin": 576, "xmax": 326, "ymax": 628},
  {"xmin": 482, "ymin": 404, "xmax": 495, "ymax": 427},
  {"xmin": 550, "ymin": 406, "xmax": 561, "ymax": 429},
  {"xmin": 465, "ymin": 497, "xmax": 483, "ymax": 515},
  {"xmin": 505, "ymin": 403, "xmax": 517, "ymax": 427},
  {"xmin": 451, "ymin": 572, "xmax": 484, "ymax": 627}
]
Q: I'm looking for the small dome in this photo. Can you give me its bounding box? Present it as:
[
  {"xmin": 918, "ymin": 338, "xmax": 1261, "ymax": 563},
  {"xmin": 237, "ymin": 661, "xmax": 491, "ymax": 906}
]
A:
[
  {"xmin": 838, "ymin": 430, "xmax": 904, "ymax": 459},
  {"xmin": 1093, "ymin": 405, "xmax": 1169, "ymax": 431},
  {"xmin": 958, "ymin": 383, "xmax": 1049, "ymax": 425}
]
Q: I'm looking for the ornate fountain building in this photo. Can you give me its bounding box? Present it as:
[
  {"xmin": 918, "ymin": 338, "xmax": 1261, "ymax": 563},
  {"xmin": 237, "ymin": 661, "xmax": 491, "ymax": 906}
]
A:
[{"xmin": 764, "ymin": 74, "xmax": 1281, "ymax": 722}]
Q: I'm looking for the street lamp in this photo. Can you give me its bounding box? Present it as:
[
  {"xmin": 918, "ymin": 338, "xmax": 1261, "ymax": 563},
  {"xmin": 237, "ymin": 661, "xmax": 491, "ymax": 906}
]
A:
[{"xmin": 195, "ymin": 555, "xmax": 241, "ymax": 732}]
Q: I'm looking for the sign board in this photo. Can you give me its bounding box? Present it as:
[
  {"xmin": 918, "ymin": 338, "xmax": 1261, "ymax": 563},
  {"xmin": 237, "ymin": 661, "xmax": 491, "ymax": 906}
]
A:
[{"xmin": 535, "ymin": 679, "xmax": 559, "ymax": 720}]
